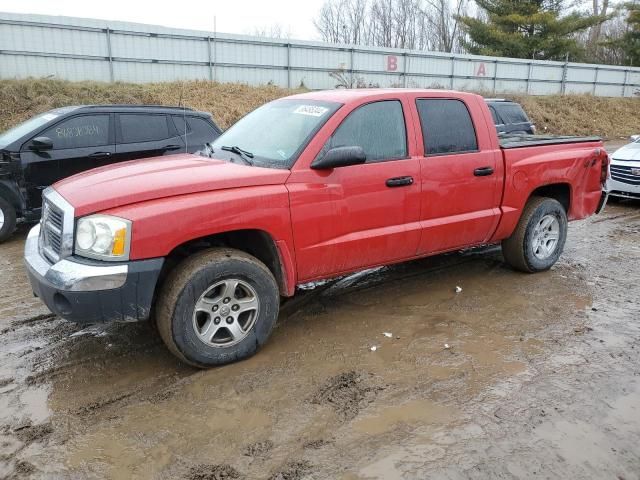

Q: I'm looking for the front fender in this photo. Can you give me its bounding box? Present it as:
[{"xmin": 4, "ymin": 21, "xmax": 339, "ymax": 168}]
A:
[{"xmin": 105, "ymin": 185, "xmax": 298, "ymax": 294}]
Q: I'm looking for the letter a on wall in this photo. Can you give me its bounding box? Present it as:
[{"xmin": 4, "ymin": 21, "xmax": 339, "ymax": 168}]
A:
[
  {"xmin": 476, "ymin": 63, "xmax": 486, "ymax": 76},
  {"xmin": 386, "ymin": 55, "xmax": 398, "ymax": 72}
]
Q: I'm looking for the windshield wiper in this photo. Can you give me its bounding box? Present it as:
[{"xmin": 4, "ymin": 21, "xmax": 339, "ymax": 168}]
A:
[{"xmin": 221, "ymin": 145, "xmax": 255, "ymax": 165}]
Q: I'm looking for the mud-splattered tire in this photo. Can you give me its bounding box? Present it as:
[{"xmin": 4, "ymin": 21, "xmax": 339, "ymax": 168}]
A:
[
  {"xmin": 501, "ymin": 196, "xmax": 568, "ymax": 273},
  {"xmin": 0, "ymin": 196, "xmax": 17, "ymax": 243},
  {"xmin": 156, "ymin": 248, "xmax": 279, "ymax": 368}
]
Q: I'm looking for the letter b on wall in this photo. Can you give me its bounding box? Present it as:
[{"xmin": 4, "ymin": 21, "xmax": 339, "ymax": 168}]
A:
[{"xmin": 386, "ymin": 55, "xmax": 398, "ymax": 72}]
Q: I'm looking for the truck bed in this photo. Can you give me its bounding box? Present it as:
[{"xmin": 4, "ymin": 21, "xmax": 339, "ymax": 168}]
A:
[{"xmin": 499, "ymin": 134, "xmax": 602, "ymax": 149}]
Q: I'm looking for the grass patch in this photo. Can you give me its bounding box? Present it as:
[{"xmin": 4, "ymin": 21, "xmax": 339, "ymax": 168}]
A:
[{"xmin": 0, "ymin": 78, "xmax": 638, "ymax": 139}]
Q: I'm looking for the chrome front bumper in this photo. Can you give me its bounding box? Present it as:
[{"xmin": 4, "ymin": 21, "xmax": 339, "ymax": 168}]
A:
[
  {"xmin": 607, "ymin": 178, "xmax": 640, "ymax": 198},
  {"xmin": 24, "ymin": 223, "xmax": 127, "ymax": 291},
  {"xmin": 24, "ymin": 224, "xmax": 164, "ymax": 324}
]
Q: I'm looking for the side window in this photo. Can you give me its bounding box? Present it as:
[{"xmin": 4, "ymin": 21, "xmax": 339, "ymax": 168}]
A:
[
  {"xmin": 489, "ymin": 106, "xmax": 501, "ymax": 124},
  {"xmin": 330, "ymin": 100, "xmax": 407, "ymax": 162},
  {"xmin": 172, "ymin": 115, "xmax": 192, "ymax": 136},
  {"xmin": 416, "ymin": 99, "xmax": 478, "ymax": 155},
  {"xmin": 187, "ymin": 117, "xmax": 220, "ymax": 138},
  {"xmin": 119, "ymin": 114, "xmax": 170, "ymax": 144},
  {"xmin": 40, "ymin": 115, "xmax": 110, "ymax": 150},
  {"xmin": 500, "ymin": 105, "xmax": 529, "ymax": 124}
]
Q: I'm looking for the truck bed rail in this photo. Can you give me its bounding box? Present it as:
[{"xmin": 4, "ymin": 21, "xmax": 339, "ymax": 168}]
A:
[{"xmin": 499, "ymin": 134, "xmax": 602, "ymax": 149}]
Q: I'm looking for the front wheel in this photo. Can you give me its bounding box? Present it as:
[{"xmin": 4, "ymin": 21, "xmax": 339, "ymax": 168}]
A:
[
  {"xmin": 156, "ymin": 248, "xmax": 280, "ymax": 368},
  {"xmin": 501, "ymin": 197, "xmax": 568, "ymax": 273},
  {"xmin": 0, "ymin": 196, "xmax": 17, "ymax": 243}
]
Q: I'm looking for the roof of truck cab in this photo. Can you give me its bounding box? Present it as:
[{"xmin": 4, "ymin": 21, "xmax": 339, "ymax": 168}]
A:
[{"xmin": 287, "ymin": 88, "xmax": 481, "ymax": 103}]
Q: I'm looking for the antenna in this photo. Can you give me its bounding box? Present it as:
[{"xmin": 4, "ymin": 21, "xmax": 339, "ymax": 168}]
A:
[{"xmin": 181, "ymin": 81, "xmax": 188, "ymax": 154}]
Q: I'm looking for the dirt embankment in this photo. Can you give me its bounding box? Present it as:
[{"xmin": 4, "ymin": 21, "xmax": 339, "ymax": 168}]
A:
[
  {"xmin": 0, "ymin": 79, "xmax": 638, "ymax": 138},
  {"xmin": 0, "ymin": 79, "xmax": 300, "ymax": 132},
  {"xmin": 511, "ymin": 94, "xmax": 640, "ymax": 139}
]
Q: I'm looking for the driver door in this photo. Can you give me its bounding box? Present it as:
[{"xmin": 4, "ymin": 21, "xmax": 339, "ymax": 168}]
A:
[{"xmin": 286, "ymin": 99, "xmax": 422, "ymax": 282}]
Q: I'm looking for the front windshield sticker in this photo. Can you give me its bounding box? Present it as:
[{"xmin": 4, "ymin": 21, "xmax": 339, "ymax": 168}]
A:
[
  {"xmin": 42, "ymin": 113, "xmax": 58, "ymax": 122},
  {"xmin": 293, "ymin": 105, "xmax": 329, "ymax": 117}
]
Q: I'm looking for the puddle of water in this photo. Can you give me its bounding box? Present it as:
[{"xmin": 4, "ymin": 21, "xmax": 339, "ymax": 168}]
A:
[
  {"xmin": 353, "ymin": 399, "xmax": 457, "ymax": 435},
  {"xmin": 357, "ymin": 441, "xmax": 448, "ymax": 480}
]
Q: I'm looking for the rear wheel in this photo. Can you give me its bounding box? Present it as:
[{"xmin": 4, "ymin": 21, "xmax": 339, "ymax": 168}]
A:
[
  {"xmin": 0, "ymin": 197, "xmax": 17, "ymax": 243},
  {"xmin": 156, "ymin": 248, "xmax": 279, "ymax": 368},
  {"xmin": 502, "ymin": 197, "xmax": 568, "ymax": 273}
]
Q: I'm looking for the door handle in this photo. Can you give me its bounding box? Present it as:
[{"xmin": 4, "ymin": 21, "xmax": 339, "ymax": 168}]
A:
[
  {"xmin": 386, "ymin": 176, "xmax": 414, "ymax": 187},
  {"xmin": 163, "ymin": 144, "xmax": 182, "ymax": 151},
  {"xmin": 88, "ymin": 152, "xmax": 112, "ymax": 159},
  {"xmin": 474, "ymin": 166, "xmax": 494, "ymax": 177}
]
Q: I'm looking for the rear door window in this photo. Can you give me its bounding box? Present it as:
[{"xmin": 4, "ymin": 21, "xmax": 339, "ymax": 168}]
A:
[
  {"xmin": 416, "ymin": 99, "xmax": 478, "ymax": 155},
  {"xmin": 172, "ymin": 115, "xmax": 191, "ymax": 136},
  {"xmin": 498, "ymin": 104, "xmax": 529, "ymax": 124},
  {"xmin": 188, "ymin": 117, "xmax": 220, "ymax": 137},
  {"xmin": 330, "ymin": 100, "xmax": 407, "ymax": 162},
  {"xmin": 39, "ymin": 115, "xmax": 110, "ymax": 150},
  {"xmin": 119, "ymin": 114, "xmax": 171, "ymax": 144},
  {"xmin": 489, "ymin": 106, "xmax": 501, "ymax": 124},
  {"xmin": 173, "ymin": 116, "xmax": 220, "ymax": 142}
]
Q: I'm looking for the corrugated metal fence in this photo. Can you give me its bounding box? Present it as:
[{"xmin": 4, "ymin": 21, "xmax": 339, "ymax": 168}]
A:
[{"xmin": 1, "ymin": 12, "xmax": 639, "ymax": 97}]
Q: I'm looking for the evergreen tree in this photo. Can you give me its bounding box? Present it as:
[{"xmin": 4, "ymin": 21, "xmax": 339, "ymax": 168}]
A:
[
  {"xmin": 457, "ymin": 0, "xmax": 604, "ymax": 60},
  {"xmin": 620, "ymin": 1, "xmax": 640, "ymax": 65}
]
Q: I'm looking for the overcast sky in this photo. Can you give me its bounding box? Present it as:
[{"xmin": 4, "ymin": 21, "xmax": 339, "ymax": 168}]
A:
[{"xmin": 0, "ymin": 0, "xmax": 327, "ymax": 39}]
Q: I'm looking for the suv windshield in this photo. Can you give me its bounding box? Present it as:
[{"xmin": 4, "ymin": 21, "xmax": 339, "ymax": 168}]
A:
[
  {"xmin": 0, "ymin": 111, "xmax": 68, "ymax": 149},
  {"xmin": 209, "ymin": 99, "xmax": 341, "ymax": 168}
]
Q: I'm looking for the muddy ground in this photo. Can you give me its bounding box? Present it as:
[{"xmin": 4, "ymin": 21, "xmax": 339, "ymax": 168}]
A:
[{"xmin": 1, "ymin": 200, "xmax": 639, "ymax": 479}]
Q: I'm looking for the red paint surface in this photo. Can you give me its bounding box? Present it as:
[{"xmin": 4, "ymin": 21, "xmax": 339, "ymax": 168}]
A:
[{"xmin": 53, "ymin": 89, "xmax": 606, "ymax": 294}]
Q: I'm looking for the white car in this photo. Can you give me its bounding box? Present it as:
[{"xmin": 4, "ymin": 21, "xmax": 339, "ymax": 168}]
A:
[{"xmin": 608, "ymin": 135, "xmax": 640, "ymax": 199}]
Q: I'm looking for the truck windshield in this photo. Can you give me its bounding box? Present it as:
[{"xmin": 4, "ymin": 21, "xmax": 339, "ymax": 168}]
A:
[
  {"xmin": 0, "ymin": 112, "xmax": 60, "ymax": 149},
  {"xmin": 209, "ymin": 99, "xmax": 341, "ymax": 168}
]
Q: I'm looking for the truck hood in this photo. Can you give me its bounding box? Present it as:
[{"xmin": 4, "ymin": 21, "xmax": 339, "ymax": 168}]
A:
[
  {"xmin": 611, "ymin": 141, "xmax": 640, "ymax": 162},
  {"xmin": 54, "ymin": 154, "xmax": 291, "ymax": 216}
]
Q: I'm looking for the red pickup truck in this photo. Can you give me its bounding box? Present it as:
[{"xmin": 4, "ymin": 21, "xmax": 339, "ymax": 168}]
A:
[{"xmin": 24, "ymin": 89, "xmax": 609, "ymax": 367}]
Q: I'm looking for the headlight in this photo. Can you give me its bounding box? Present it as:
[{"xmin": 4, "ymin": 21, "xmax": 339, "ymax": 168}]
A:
[{"xmin": 74, "ymin": 215, "xmax": 131, "ymax": 261}]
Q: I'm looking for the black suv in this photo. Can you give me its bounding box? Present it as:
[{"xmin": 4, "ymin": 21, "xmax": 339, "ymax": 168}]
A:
[
  {"xmin": 0, "ymin": 105, "xmax": 221, "ymax": 242},
  {"xmin": 485, "ymin": 99, "xmax": 536, "ymax": 135}
]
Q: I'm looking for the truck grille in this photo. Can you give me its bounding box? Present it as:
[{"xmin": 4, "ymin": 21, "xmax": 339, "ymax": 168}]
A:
[
  {"xmin": 610, "ymin": 165, "xmax": 640, "ymax": 186},
  {"xmin": 39, "ymin": 189, "xmax": 74, "ymax": 263}
]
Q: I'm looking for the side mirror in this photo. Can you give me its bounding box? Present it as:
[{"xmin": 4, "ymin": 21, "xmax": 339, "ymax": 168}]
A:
[
  {"xmin": 29, "ymin": 137, "xmax": 53, "ymax": 151},
  {"xmin": 630, "ymin": 134, "xmax": 640, "ymax": 143},
  {"xmin": 311, "ymin": 146, "xmax": 366, "ymax": 170}
]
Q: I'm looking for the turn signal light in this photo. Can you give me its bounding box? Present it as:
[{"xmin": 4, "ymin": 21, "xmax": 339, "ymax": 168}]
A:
[{"xmin": 112, "ymin": 228, "xmax": 127, "ymax": 256}]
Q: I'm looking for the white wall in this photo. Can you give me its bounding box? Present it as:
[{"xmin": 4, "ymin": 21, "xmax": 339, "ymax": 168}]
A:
[{"xmin": 1, "ymin": 12, "xmax": 638, "ymax": 97}]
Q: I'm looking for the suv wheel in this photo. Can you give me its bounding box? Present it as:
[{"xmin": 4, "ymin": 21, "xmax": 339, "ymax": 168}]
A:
[
  {"xmin": 0, "ymin": 197, "xmax": 17, "ymax": 243},
  {"xmin": 156, "ymin": 248, "xmax": 279, "ymax": 368},
  {"xmin": 502, "ymin": 196, "xmax": 568, "ymax": 273}
]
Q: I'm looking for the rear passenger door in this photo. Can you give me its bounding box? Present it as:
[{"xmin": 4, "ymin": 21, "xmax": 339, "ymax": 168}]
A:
[
  {"xmin": 115, "ymin": 113, "xmax": 184, "ymax": 162},
  {"xmin": 414, "ymin": 97, "xmax": 502, "ymax": 254}
]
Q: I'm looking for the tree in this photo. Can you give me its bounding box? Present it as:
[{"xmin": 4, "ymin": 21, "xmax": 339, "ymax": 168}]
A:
[
  {"xmin": 422, "ymin": 0, "xmax": 469, "ymax": 52},
  {"xmin": 457, "ymin": 0, "xmax": 605, "ymax": 61},
  {"xmin": 314, "ymin": 0, "xmax": 467, "ymax": 52},
  {"xmin": 250, "ymin": 24, "xmax": 292, "ymax": 40},
  {"xmin": 587, "ymin": 0, "xmax": 611, "ymax": 57},
  {"xmin": 619, "ymin": 1, "xmax": 640, "ymax": 65}
]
